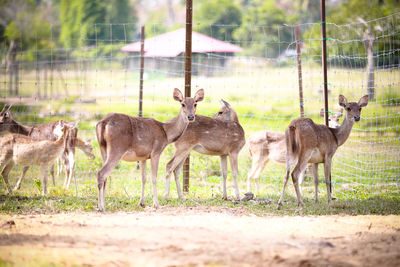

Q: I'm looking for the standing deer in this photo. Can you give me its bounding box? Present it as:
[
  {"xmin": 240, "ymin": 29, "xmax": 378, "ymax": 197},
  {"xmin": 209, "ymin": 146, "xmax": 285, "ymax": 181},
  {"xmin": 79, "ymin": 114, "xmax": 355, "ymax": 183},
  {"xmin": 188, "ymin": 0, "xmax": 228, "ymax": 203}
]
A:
[
  {"xmin": 164, "ymin": 99, "xmax": 245, "ymax": 200},
  {"xmin": 246, "ymin": 108, "xmax": 343, "ymax": 193},
  {"xmin": 0, "ymin": 122, "xmax": 76, "ymax": 194},
  {"xmin": 52, "ymin": 120, "xmax": 95, "ymax": 189},
  {"xmin": 95, "ymin": 88, "xmax": 204, "ymax": 211},
  {"xmin": 0, "ymin": 105, "xmax": 94, "ymax": 190},
  {"xmin": 277, "ymin": 95, "xmax": 368, "ymax": 209}
]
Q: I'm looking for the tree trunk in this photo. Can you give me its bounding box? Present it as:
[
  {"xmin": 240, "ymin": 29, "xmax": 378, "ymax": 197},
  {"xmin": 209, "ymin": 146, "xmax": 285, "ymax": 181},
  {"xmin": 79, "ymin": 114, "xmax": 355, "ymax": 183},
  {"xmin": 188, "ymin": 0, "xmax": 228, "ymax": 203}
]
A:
[{"xmin": 364, "ymin": 28, "xmax": 375, "ymax": 101}]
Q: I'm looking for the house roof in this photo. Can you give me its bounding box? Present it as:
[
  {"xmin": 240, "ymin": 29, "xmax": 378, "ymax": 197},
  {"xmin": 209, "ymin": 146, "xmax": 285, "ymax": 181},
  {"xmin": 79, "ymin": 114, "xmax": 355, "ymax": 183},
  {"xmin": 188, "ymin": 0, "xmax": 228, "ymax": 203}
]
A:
[{"xmin": 120, "ymin": 28, "xmax": 242, "ymax": 57}]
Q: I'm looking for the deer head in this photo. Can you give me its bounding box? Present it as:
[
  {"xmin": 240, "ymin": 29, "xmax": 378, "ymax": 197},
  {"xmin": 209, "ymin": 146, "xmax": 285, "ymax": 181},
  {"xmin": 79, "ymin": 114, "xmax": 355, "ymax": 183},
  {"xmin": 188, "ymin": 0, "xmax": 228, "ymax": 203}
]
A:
[
  {"xmin": 339, "ymin": 95, "xmax": 369, "ymax": 122},
  {"xmin": 320, "ymin": 107, "xmax": 343, "ymax": 128},
  {"xmin": 0, "ymin": 104, "xmax": 14, "ymax": 132},
  {"xmin": 173, "ymin": 88, "xmax": 204, "ymax": 122},
  {"xmin": 54, "ymin": 120, "xmax": 78, "ymax": 140},
  {"xmin": 213, "ymin": 99, "xmax": 239, "ymax": 122},
  {"xmin": 82, "ymin": 139, "xmax": 95, "ymax": 159}
]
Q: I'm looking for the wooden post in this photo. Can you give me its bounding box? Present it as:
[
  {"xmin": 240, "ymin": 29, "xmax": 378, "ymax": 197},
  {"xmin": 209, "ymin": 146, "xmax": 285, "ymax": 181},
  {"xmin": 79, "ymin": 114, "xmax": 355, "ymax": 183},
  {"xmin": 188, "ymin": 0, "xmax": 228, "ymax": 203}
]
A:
[
  {"xmin": 183, "ymin": 0, "xmax": 193, "ymax": 192},
  {"xmin": 320, "ymin": 0, "xmax": 331, "ymax": 193},
  {"xmin": 320, "ymin": 0, "xmax": 329, "ymax": 127},
  {"xmin": 139, "ymin": 25, "xmax": 145, "ymax": 117},
  {"xmin": 296, "ymin": 24, "xmax": 304, "ymax": 118}
]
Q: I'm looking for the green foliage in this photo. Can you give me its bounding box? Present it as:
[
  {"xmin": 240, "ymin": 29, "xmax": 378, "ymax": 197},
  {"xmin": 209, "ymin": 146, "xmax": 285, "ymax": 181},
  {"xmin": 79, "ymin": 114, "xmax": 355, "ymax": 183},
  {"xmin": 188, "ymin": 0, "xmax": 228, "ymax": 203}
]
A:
[
  {"xmin": 233, "ymin": 0, "xmax": 293, "ymax": 57},
  {"xmin": 59, "ymin": 0, "xmax": 136, "ymax": 48},
  {"xmin": 194, "ymin": 0, "xmax": 242, "ymax": 43},
  {"xmin": 303, "ymin": 0, "xmax": 400, "ymax": 67}
]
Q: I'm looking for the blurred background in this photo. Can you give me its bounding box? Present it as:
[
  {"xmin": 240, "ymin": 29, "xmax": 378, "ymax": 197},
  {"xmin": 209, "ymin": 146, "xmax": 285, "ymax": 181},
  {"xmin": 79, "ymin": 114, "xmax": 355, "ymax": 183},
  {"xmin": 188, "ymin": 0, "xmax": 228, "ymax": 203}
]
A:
[{"xmin": 0, "ymin": 0, "xmax": 399, "ymax": 201}]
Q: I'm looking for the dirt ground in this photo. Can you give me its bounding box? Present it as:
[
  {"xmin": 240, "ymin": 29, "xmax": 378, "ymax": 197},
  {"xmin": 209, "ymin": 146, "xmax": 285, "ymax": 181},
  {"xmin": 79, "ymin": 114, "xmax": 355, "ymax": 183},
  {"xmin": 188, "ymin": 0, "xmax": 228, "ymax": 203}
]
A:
[{"xmin": 1, "ymin": 207, "xmax": 400, "ymax": 267}]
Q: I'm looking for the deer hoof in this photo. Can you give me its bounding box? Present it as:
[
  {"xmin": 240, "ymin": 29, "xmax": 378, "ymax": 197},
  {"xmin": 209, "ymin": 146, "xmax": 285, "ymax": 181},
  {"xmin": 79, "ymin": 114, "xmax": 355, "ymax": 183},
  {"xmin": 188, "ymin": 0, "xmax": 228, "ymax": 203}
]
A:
[{"xmin": 139, "ymin": 202, "xmax": 145, "ymax": 208}]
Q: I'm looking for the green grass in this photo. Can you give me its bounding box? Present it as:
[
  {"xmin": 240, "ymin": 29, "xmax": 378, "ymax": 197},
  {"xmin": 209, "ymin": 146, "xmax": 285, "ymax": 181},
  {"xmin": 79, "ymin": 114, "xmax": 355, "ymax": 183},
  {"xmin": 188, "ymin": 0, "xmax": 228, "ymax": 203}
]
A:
[{"xmin": 0, "ymin": 66, "xmax": 399, "ymax": 215}]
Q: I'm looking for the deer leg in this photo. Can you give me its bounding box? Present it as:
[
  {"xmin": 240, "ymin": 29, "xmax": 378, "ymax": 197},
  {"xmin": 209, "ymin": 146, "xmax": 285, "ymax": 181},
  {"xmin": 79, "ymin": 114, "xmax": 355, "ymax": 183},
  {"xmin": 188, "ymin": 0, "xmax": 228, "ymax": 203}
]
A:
[
  {"xmin": 62, "ymin": 153, "xmax": 69, "ymax": 188},
  {"xmin": 164, "ymin": 149, "xmax": 191, "ymax": 198},
  {"xmin": 310, "ymin": 163, "xmax": 319, "ymax": 203},
  {"xmin": 65, "ymin": 150, "xmax": 75, "ymax": 189},
  {"xmin": 40, "ymin": 164, "xmax": 48, "ymax": 195},
  {"xmin": 50, "ymin": 164, "xmax": 55, "ymax": 186},
  {"xmin": 277, "ymin": 166, "xmax": 291, "ymax": 210},
  {"xmin": 139, "ymin": 160, "xmax": 147, "ymax": 207},
  {"xmin": 229, "ymin": 153, "xmax": 240, "ymax": 200},
  {"xmin": 150, "ymin": 154, "xmax": 161, "ymax": 209},
  {"xmin": 291, "ymin": 155, "xmax": 311, "ymax": 207},
  {"xmin": 97, "ymin": 153, "xmax": 123, "ymax": 212},
  {"xmin": 173, "ymin": 159, "xmax": 185, "ymax": 199},
  {"xmin": 14, "ymin": 166, "xmax": 29, "ymax": 191},
  {"xmin": 220, "ymin": 155, "xmax": 228, "ymax": 200},
  {"xmin": 324, "ymin": 157, "xmax": 333, "ymax": 204},
  {"xmin": 246, "ymin": 155, "xmax": 266, "ymax": 193},
  {"xmin": 1, "ymin": 162, "xmax": 14, "ymax": 194}
]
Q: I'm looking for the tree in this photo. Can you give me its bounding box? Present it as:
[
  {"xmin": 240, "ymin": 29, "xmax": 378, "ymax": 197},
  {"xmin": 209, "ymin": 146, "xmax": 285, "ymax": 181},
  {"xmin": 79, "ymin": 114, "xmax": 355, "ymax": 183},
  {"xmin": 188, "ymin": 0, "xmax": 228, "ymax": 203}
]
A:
[
  {"xmin": 304, "ymin": 0, "xmax": 400, "ymax": 100},
  {"xmin": 233, "ymin": 0, "xmax": 293, "ymax": 57},
  {"xmin": 0, "ymin": 0, "xmax": 53, "ymax": 96},
  {"xmin": 194, "ymin": 0, "xmax": 242, "ymax": 43}
]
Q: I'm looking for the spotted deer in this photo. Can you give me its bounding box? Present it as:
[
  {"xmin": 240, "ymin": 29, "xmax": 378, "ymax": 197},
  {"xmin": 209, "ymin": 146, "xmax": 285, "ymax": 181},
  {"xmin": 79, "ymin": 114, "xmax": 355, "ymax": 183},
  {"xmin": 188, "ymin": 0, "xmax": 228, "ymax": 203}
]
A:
[
  {"xmin": 0, "ymin": 105, "xmax": 94, "ymax": 190},
  {"xmin": 0, "ymin": 122, "xmax": 76, "ymax": 194},
  {"xmin": 164, "ymin": 99, "xmax": 245, "ymax": 200},
  {"xmin": 277, "ymin": 95, "xmax": 368, "ymax": 209},
  {"xmin": 95, "ymin": 88, "xmax": 204, "ymax": 211},
  {"xmin": 246, "ymin": 108, "xmax": 343, "ymax": 193}
]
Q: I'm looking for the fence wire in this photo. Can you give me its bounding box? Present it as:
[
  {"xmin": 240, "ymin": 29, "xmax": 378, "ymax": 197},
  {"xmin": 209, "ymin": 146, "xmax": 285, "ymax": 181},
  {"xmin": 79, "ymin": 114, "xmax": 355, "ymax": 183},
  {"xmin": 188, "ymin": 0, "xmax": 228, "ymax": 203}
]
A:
[{"xmin": 0, "ymin": 13, "xmax": 399, "ymax": 199}]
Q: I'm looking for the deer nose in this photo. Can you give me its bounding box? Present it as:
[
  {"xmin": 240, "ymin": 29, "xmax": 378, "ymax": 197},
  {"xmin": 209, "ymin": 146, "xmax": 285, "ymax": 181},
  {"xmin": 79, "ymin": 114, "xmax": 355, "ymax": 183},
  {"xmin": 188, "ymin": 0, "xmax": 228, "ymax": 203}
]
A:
[
  {"xmin": 354, "ymin": 115, "xmax": 360, "ymax": 122},
  {"xmin": 187, "ymin": 114, "xmax": 195, "ymax": 121}
]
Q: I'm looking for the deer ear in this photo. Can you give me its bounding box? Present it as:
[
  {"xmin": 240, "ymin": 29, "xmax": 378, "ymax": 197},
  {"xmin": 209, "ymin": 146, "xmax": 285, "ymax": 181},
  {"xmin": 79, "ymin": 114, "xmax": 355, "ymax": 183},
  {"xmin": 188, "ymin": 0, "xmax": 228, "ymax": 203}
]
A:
[
  {"xmin": 338, "ymin": 95, "xmax": 347, "ymax": 107},
  {"xmin": 69, "ymin": 121, "xmax": 79, "ymax": 129},
  {"xmin": 220, "ymin": 99, "xmax": 231, "ymax": 108},
  {"xmin": 358, "ymin": 95, "xmax": 369, "ymax": 108},
  {"xmin": 173, "ymin": 88, "xmax": 184, "ymax": 102},
  {"xmin": 194, "ymin": 89, "xmax": 204, "ymax": 102}
]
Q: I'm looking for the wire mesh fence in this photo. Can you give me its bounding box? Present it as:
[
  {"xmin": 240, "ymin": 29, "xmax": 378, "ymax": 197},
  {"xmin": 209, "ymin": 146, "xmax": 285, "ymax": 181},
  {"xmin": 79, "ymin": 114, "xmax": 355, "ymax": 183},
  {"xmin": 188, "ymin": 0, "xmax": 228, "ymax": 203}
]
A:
[{"xmin": 0, "ymin": 13, "xmax": 399, "ymax": 199}]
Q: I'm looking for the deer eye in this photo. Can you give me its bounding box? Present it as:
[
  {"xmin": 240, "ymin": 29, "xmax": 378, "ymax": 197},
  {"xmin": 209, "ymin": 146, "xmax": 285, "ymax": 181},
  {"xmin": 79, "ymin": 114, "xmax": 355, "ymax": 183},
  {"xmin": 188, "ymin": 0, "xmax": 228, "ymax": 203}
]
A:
[
  {"xmin": 181, "ymin": 103, "xmax": 185, "ymax": 107},
  {"xmin": 218, "ymin": 111, "xmax": 223, "ymax": 115},
  {"xmin": 194, "ymin": 103, "xmax": 197, "ymax": 107},
  {"xmin": 346, "ymin": 107, "xmax": 351, "ymax": 111}
]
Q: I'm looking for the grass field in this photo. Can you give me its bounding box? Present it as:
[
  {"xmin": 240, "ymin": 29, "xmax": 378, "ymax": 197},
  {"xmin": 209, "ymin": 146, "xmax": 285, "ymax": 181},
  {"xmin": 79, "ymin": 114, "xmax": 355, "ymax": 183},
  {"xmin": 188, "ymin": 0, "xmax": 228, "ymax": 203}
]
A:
[{"xmin": 0, "ymin": 66, "xmax": 399, "ymax": 215}]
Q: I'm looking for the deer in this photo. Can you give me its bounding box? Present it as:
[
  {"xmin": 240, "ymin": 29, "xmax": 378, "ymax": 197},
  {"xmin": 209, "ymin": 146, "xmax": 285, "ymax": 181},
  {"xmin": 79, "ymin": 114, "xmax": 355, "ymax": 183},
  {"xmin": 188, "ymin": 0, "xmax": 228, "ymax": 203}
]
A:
[
  {"xmin": 246, "ymin": 108, "xmax": 343, "ymax": 193},
  {"xmin": 0, "ymin": 122, "xmax": 76, "ymax": 195},
  {"xmin": 0, "ymin": 105, "xmax": 94, "ymax": 190},
  {"xmin": 51, "ymin": 120, "xmax": 95, "ymax": 189},
  {"xmin": 95, "ymin": 88, "xmax": 204, "ymax": 212},
  {"xmin": 163, "ymin": 99, "xmax": 245, "ymax": 201},
  {"xmin": 277, "ymin": 95, "xmax": 368, "ymax": 209}
]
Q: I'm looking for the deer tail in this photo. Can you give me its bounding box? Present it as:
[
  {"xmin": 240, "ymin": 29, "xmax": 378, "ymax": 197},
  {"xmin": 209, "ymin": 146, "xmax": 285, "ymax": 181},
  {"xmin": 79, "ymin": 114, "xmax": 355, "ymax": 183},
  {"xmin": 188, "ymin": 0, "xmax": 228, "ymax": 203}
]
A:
[
  {"xmin": 286, "ymin": 125, "xmax": 298, "ymax": 155},
  {"xmin": 95, "ymin": 120, "xmax": 106, "ymax": 149}
]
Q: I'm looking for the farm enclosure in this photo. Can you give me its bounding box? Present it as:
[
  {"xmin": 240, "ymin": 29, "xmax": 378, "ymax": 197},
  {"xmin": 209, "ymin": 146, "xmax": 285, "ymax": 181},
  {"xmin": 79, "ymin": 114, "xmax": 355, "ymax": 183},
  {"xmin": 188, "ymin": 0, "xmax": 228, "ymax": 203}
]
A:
[{"xmin": 0, "ymin": 13, "xmax": 399, "ymax": 211}]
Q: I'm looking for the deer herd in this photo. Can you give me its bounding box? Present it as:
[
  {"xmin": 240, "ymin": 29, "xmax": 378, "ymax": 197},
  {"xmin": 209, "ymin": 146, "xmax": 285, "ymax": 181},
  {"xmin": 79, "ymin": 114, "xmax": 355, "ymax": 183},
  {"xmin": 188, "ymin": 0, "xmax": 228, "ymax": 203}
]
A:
[{"xmin": 0, "ymin": 89, "xmax": 368, "ymax": 211}]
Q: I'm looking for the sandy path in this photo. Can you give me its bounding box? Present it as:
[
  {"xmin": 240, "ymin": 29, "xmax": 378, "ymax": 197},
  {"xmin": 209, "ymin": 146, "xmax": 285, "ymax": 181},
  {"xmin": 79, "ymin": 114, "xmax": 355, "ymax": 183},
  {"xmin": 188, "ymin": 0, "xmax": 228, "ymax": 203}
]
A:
[{"xmin": 1, "ymin": 207, "xmax": 400, "ymax": 266}]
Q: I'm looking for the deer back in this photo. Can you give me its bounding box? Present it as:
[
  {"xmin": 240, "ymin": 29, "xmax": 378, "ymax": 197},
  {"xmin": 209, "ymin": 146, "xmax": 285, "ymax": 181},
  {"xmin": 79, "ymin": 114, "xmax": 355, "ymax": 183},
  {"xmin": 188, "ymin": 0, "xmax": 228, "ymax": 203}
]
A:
[
  {"xmin": 176, "ymin": 114, "xmax": 245, "ymax": 155},
  {"xmin": 96, "ymin": 113, "xmax": 168, "ymax": 161},
  {"xmin": 287, "ymin": 118, "xmax": 338, "ymax": 163}
]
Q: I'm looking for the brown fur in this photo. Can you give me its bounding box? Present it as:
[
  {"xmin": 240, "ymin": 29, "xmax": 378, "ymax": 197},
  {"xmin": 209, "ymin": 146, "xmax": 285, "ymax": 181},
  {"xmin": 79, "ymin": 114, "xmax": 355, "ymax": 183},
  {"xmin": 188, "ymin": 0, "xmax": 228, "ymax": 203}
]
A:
[
  {"xmin": 0, "ymin": 124, "xmax": 73, "ymax": 194},
  {"xmin": 277, "ymin": 95, "xmax": 369, "ymax": 209},
  {"xmin": 0, "ymin": 107, "xmax": 93, "ymax": 190},
  {"xmin": 164, "ymin": 100, "xmax": 245, "ymax": 200},
  {"xmin": 95, "ymin": 88, "xmax": 204, "ymax": 212}
]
